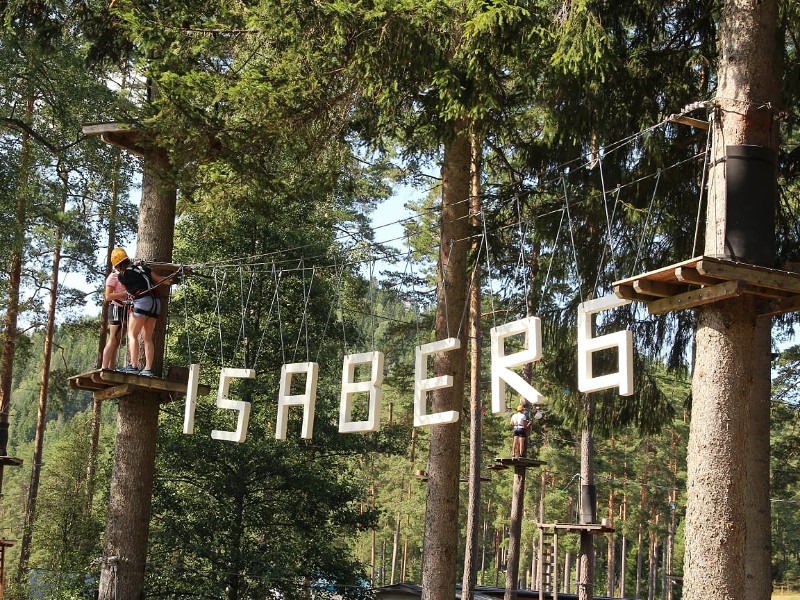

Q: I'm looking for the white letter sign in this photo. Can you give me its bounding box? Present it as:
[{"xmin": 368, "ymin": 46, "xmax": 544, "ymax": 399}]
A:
[
  {"xmin": 339, "ymin": 352, "xmax": 384, "ymax": 433},
  {"xmin": 577, "ymin": 295, "xmax": 634, "ymax": 395},
  {"xmin": 413, "ymin": 338, "xmax": 461, "ymax": 427},
  {"xmin": 211, "ymin": 368, "xmax": 256, "ymax": 443},
  {"xmin": 183, "ymin": 363, "xmax": 201, "ymax": 435},
  {"xmin": 490, "ymin": 317, "xmax": 544, "ymax": 413},
  {"xmin": 275, "ymin": 362, "xmax": 319, "ymax": 440}
]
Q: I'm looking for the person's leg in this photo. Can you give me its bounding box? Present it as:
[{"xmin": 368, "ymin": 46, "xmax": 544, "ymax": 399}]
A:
[
  {"xmin": 102, "ymin": 323, "xmax": 122, "ymax": 369},
  {"xmin": 127, "ymin": 316, "xmax": 145, "ymax": 368},
  {"xmin": 141, "ymin": 317, "xmax": 157, "ymax": 371}
]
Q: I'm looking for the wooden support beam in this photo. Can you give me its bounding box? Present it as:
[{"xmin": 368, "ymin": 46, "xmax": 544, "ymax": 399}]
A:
[
  {"xmin": 759, "ymin": 295, "xmax": 800, "ymax": 318},
  {"xmin": 667, "ymin": 114, "xmax": 710, "ymax": 130},
  {"xmin": 94, "ymin": 384, "xmax": 136, "ymax": 401},
  {"xmin": 696, "ymin": 259, "xmax": 800, "ymax": 294},
  {"xmin": 740, "ymin": 283, "xmax": 795, "ymax": 300},
  {"xmin": 648, "ymin": 280, "xmax": 742, "ymax": 315},
  {"xmin": 613, "ymin": 283, "xmax": 654, "ymax": 302},
  {"xmin": 674, "ymin": 266, "xmax": 719, "ymax": 286},
  {"xmin": 633, "ymin": 278, "xmax": 686, "ymax": 298}
]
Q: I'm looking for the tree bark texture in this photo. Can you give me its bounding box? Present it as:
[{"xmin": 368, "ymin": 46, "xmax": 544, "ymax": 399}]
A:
[
  {"xmin": 578, "ymin": 397, "xmax": 595, "ymax": 600},
  {"xmin": 687, "ymin": 1, "xmax": 779, "ymax": 598},
  {"xmin": 421, "ymin": 122, "xmax": 470, "ymax": 600},
  {"xmin": 504, "ymin": 467, "xmax": 526, "ymax": 600},
  {"xmin": 97, "ymin": 393, "xmax": 160, "ymax": 599},
  {"xmin": 98, "ymin": 147, "xmax": 176, "ymax": 599},
  {"xmin": 0, "ymin": 95, "xmax": 34, "ymax": 486},
  {"xmin": 462, "ymin": 128, "xmax": 483, "ymax": 600},
  {"xmin": 17, "ymin": 171, "xmax": 66, "ymax": 583}
]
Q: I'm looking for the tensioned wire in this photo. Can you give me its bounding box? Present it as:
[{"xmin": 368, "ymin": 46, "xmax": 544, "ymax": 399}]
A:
[
  {"xmin": 172, "ymin": 147, "xmax": 707, "ymax": 367},
  {"xmin": 167, "ymin": 111, "xmax": 712, "ymax": 364},
  {"xmin": 170, "ymin": 105, "xmax": 702, "ymax": 275}
]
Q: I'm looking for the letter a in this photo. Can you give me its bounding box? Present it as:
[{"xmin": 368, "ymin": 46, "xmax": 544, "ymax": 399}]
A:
[{"xmin": 275, "ymin": 362, "xmax": 319, "ymax": 439}]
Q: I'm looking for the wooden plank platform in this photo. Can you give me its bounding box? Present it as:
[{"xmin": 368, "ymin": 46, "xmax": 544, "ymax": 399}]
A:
[
  {"xmin": 538, "ymin": 522, "xmax": 615, "ymax": 535},
  {"xmin": 68, "ymin": 369, "xmax": 210, "ymax": 401},
  {"xmin": 82, "ymin": 123, "xmax": 147, "ymax": 156},
  {"xmin": 488, "ymin": 457, "xmax": 547, "ymax": 471},
  {"xmin": 0, "ymin": 456, "xmax": 23, "ymax": 467},
  {"xmin": 613, "ymin": 256, "xmax": 800, "ymax": 316}
]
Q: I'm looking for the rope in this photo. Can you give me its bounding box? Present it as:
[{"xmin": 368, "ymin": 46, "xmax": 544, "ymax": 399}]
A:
[
  {"xmin": 480, "ymin": 207, "xmax": 497, "ymax": 330},
  {"xmin": 693, "ymin": 114, "xmax": 714, "ymax": 257},
  {"xmin": 562, "ymin": 177, "xmax": 583, "ymax": 303},
  {"xmin": 632, "ymin": 169, "xmax": 661, "ymax": 276},
  {"xmin": 252, "ymin": 263, "xmax": 280, "ymax": 371},
  {"xmin": 540, "ymin": 208, "xmax": 565, "ymax": 302}
]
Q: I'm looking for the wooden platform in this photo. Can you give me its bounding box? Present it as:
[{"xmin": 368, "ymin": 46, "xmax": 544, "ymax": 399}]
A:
[
  {"xmin": 0, "ymin": 456, "xmax": 22, "ymax": 467},
  {"xmin": 487, "ymin": 457, "xmax": 547, "ymax": 471},
  {"xmin": 68, "ymin": 369, "xmax": 210, "ymax": 402},
  {"xmin": 613, "ymin": 256, "xmax": 800, "ymax": 316},
  {"xmin": 82, "ymin": 123, "xmax": 147, "ymax": 156},
  {"xmin": 538, "ymin": 522, "xmax": 615, "ymax": 535}
]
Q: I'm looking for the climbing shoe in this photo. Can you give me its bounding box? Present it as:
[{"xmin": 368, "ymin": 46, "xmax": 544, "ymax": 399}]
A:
[
  {"xmin": 119, "ymin": 364, "xmax": 140, "ymax": 374},
  {"xmin": 138, "ymin": 369, "xmax": 156, "ymax": 377}
]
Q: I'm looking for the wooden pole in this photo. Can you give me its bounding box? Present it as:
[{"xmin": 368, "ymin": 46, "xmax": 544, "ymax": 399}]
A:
[{"xmin": 504, "ymin": 465, "xmax": 527, "ymax": 600}]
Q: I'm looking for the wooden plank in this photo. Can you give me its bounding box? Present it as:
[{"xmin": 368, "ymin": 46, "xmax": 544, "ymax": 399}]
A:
[
  {"xmin": 668, "ymin": 114, "xmax": 710, "ymax": 130},
  {"xmin": 69, "ymin": 375, "xmax": 105, "ymax": 391},
  {"xmin": 495, "ymin": 457, "xmax": 547, "ymax": 468},
  {"xmin": 82, "ymin": 123, "xmax": 146, "ymax": 156},
  {"xmin": 740, "ymin": 283, "xmax": 795, "ymax": 300},
  {"xmin": 697, "ymin": 259, "xmax": 800, "ymax": 294},
  {"xmin": 538, "ymin": 523, "xmax": 614, "ymax": 535},
  {"xmin": 647, "ymin": 280, "xmax": 742, "ymax": 315},
  {"xmin": 97, "ymin": 370, "xmax": 188, "ymax": 393},
  {"xmin": 674, "ymin": 266, "xmax": 720, "ymax": 286},
  {"xmin": 613, "ymin": 256, "xmax": 702, "ymax": 287},
  {"xmin": 94, "ymin": 384, "xmax": 135, "ymax": 401},
  {"xmin": 759, "ymin": 295, "xmax": 800, "ymax": 318},
  {"xmin": 633, "ymin": 278, "xmax": 686, "ymax": 298},
  {"xmin": 613, "ymin": 283, "xmax": 654, "ymax": 302}
]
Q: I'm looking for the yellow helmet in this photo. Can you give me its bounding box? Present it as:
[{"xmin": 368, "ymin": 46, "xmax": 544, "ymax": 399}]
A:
[
  {"xmin": 517, "ymin": 404, "xmax": 525, "ymax": 412},
  {"xmin": 110, "ymin": 247, "xmax": 128, "ymax": 267}
]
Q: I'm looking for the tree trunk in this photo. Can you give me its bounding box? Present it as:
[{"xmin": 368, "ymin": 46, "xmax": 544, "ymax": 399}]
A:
[
  {"xmin": 647, "ymin": 527, "xmax": 658, "ymax": 600},
  {"xmin": 685, "ymin": 1, "xmax": 779, "ymax": 599},
  {"xmin": 462, "ymin": 127, "xmax": 483, "ymax": 600},
  {"xmin": 86, "ymin": 150, "xmax": 123, "ymax": 527},
  {"xmin": 391, "ymin": 513, "xmax": 400, "ymax": 584},
  {"xmin": 504, "ymin": 466, "xmax": 527, "ymax": 600},
  {"xmin": 421, "ymin": 122, "xmax": 471, "ymax": 600},
  {"xmin": 606, "ymin": 437, "xmax": 616, "ymax": 596},
  {"xmin": 98, "ymin": 147, "xmax": 176, "ymax": 600},
  {"xmin": 16, "ymin": 161, "xmax": 68, "ymax": 584},
  {"xmin": 0, "ymin": 95, "xmax": 34, "ymax": 493},
  {"xmin": 578, "ymin": 396, "xmax": 595, "ymax": 600}
]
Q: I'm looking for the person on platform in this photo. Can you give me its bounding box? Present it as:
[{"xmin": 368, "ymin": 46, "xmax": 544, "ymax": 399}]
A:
[
  {"xmin": 110, "ymin": 247, "xmax": 168, "ymax": 377},
  {"xmin": 101, "ymin": 265, "xmax": 129, "ymax": 370},
  {"xmin": 510, "ymin": 404, "xmax": 531, "ymax": 458}
]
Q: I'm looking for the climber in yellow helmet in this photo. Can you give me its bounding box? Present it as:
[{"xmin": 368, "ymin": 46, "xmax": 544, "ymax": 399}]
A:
[{"xmin": 109, "ymin": 247, "xmax": 170, "ymax": 377}]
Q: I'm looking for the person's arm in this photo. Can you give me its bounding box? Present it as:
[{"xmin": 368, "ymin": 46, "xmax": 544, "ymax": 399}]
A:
[{"xmin": 105, "ymin": 284, "xmax": 127, "ymax": 303}]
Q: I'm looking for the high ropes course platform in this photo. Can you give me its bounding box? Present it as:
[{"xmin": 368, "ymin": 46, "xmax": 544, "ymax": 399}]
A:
[
  {"xmin": 612, "ymin": 255, "xmax": 800, "ymax": 316},
  {"xmin": 68, "ymin": 368, "xmax": 210, "ymax": 402}
]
